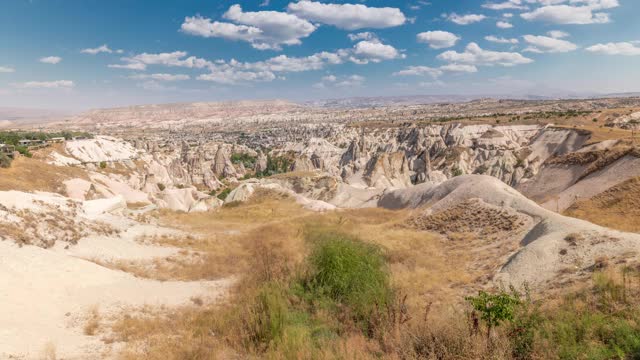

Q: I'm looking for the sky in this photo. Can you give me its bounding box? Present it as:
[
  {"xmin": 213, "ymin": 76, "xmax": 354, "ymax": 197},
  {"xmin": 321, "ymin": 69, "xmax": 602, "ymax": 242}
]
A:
[{"xmin": 1, "ymin": 0, "xmax": 639, "ymax": 111}]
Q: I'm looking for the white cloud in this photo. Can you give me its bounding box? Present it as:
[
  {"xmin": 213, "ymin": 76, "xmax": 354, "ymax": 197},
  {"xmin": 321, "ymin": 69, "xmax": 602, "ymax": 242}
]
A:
[
  {"xmin": 482, "ymin": 0, "xmax": 528, "ymax": 10},
  {"xmin": 586, "ymin": 42, "xmax": 640, "ymax": 56},
  {"xmin": 14, "ymin": 80, "xmax": 74, "ymax": 89},
  {"xmin": 287, "ymin": 1, "xmax": 406, "ymax": 30},
  {"xmin": 523, "ymin": 34, "xmax": 578, "ymax": 53},
  {"xmin": 0, "ymin": 66, "xmax": 15, "ymax": 73},
  {"xmin": 393, "ymin": 63, "xmax": 477, "ymax": 77},
  {"xmin": 110, "ymin": 51, "xmax": 214, "ymax": 71},
  {"xmin": 496, "ymin": 21, "xmax": 514, "ymax": 28},
  {"xmin": 447, "ymin": 13, "xmax": 487, "ymax": 25},
  {"xmin": 110, "ymin": 40, "xmax": 402, "ymax": 85},
  {"xmin": 503, "ymin": 13, "xmax": 514, "ymax": 18},
  {"xmin": 129, "ymin": 73, "xmax": 191, "ymax": 81},
  {"xmin": 348, "ymin": 32, "xmax": 377, "ymax": 42},
  {"xmin": 438, "ymin": 42, "xmax": 533, "ymax": 66},
  {"xmin": 314, "ymin": 74, "xmax": 365, "ymax": 88},
  {"xmin": 181, "ymin": 5, "xmax": 316, "ymax": 51},
  {"xmin": 39, "ymin": 56, "xmax": 62, "ymax": 64},
  {"xmin": 417, "ymin": 31, "xmax": 460, "ymax": 49},
  {"xmin": 108, "ymin": 63, "xmax": 147, "ymax": 71},
  {"xmin": 81, "ymin": 44, "xmax": 113, "ymax": 55},
  {"xmin": 485, "ymin": 35, "xmax": 519, "ymax": 44},
  {"xmin": 521, "ymin": 0, "xmax": 619, "ymax": 24},
  {"xmin": 393, "ymin": 66, "xmax": 443, "ymax": 78},
  {"xmin": 351, "ymin": 40, "xmax": 405, "ymax": 63},
  {"xmin": 439, "ymin": 64, "xmax": 478, "ymax": 73},
  {"xmin": 547, "ymin": 30, "xmax": 569, "ymax": 38}
]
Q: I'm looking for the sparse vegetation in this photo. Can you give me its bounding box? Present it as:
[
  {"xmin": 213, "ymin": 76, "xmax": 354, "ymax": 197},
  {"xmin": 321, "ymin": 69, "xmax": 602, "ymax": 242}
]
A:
[
  {"xmin": 216, "ymin": 187, "xmax": 231, "ymax": 201},
  {"xmin": 257, "ymin": 154, "xmax": 293, "ymax": 177},
  {"xmin": 231, "ymin": 153, "xmax": 257, "ymax": 169},
  {"xmin": 0, "ymin": 153, "xmax": 11, "ymax": 168}
]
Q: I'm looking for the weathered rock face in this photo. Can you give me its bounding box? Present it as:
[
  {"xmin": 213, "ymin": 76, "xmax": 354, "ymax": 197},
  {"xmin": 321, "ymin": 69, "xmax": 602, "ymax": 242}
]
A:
[
  {"xmin": 363, "ymin": 152, "xmax": 411, "ymax": 188},
  {"xmin": 276, "ymin": 124, "xmax": 587, "ymax": 189}
]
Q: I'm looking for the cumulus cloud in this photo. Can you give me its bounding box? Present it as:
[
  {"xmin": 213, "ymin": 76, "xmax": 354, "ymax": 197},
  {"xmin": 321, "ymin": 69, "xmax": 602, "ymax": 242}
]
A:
[
  {"xmin": 482, "ymin": 0, "xmax": 528, "ymax": 10},
  {"xmin": 586, "ymin": 42, "xmax": 640, "ymax": 56},
  {"xmin": 287, "ymin": 1, "xmax": 406, "ymax": 30},
  {"xmin": 496, "ymin": 21, "xmax": 513, "ymax": 28},
  {"xmin": 181, "ymin": 5, "xmax": 316, "ymax": 51},
  {"xmin": 523, "ymin": 35, "xmax": 578, "ymax": 53},
  {"xmin": 439, "ymin": 64, "xmax": 478, "ymax": 73},
  {"xmin": 81, "ymin": 44, "xmax": 113, "ymax": 55},
  {"xmin": 393, "ymin": 66, "xmax": 443, "ymax": 78},
  {"xmin": 0, "ymin": 66, "xmax": 15, "ymax": 73},
  {"xmin": 111, "ymin": 38, "xmax": 402, "ymax": 85},
  {"xmin": 393, "ymin": 63, "xmax": 477, "ymax": 77},
  {"xmin": 547, "ymin": 30, "xmax": 569, "ymax": 38},
  {"xmin": 14, "ymin": 80, "xmax": 74, "ymax": 89},
  {"xmin": 351, "ymin": 40, "xmax": 405, "ymax": 63},
  {"xmin": 109, "ymin": 51, "xmax": 214, "ymax": 71},
  {"xmin": 108, "ymin": 63, "xmax": 147, "ymax": 71},
  {"xmin": 39, "ymin": 56, "xmax": 62, "ymax": 64},
  {"xmin": 485, "ymin": 35, "xmax": 519, "ymax": 44},
  {"xmin": 447, "ymin": 13, "xmax": 487, "ymax": 25},
  {"xmin": 348, "ymin": 32, "xmax": 377, "ymax": 42},
  {"xmin": 128, "ymin": 73, "xmax": 191, "ymax": 81},
  {"xmin": 314, "ymin": 74, "xmax": 365, "ymax": 88},
  {"xmin": 417, "ymin": 31, "xmax": 460, "ymax": 49},
  {"xmin": 521, "ymin": 0, "xmax": 619, "ymax": 24},
  {"xmin": 438, "ymin": 42, "xmax": 533, "ymax": 66}
]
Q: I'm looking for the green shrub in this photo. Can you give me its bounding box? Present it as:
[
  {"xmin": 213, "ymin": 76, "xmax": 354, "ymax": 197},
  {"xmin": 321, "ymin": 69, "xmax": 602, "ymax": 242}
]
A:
[
  {"xmin": 99, "ymin": 161, "xmax": 107, "ymax": 169},
  {"xmin": 257, "ymin": 155, "xmax": 292, "ymax": 178},
  {"xmin": 217, "ymin": 188, "xmax": 232, "ymax": 201},
  {"xmin": 452, "ymin": 167, "xmax": 463, "ymax": 177},
  {"xmin": 157, "ymin": 183, "xmax": 165, "ymax": 191},
  {"xmin": 466, "ymin": 288, "xmax": 522, "ymax": 336},
  {"xmin": 0, "ymin": 153, "xmax": 11, "ymax": 168},
  {"xmin": 15, "ymin": 146, "xmax": 32, "ymax": 158},
  {"xmin": 231, "ymin": 153, "xmax": 257, "ymax": 169},
  {"xmin": 303, "ymin": 230, "xmax": 392, "ymax": 329}
]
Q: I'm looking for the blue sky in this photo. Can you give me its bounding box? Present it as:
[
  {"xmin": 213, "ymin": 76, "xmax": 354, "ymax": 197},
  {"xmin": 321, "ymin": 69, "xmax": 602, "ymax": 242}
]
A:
[{"xmin": 1, "ymin": 0, "xmax": 639, "ymax": 110}]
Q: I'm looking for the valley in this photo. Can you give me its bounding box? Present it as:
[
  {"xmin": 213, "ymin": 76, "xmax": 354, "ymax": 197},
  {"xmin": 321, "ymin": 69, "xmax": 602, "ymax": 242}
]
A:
[{"xmin": 2, "ymin": 97, "xmax": 640, "ymax": 359}]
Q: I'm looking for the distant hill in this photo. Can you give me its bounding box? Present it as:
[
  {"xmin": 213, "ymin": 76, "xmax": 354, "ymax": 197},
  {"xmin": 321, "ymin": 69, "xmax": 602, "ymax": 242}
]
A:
[{"xmin": 0, "ymin": 107, "xmax": 71, "ymax": 129}]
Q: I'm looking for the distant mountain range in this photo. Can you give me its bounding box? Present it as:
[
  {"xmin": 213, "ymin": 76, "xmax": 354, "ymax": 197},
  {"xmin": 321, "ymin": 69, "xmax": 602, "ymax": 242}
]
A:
[{"xmin": 304, "ymin": 92, "xmax": 640, "ymax": 109}]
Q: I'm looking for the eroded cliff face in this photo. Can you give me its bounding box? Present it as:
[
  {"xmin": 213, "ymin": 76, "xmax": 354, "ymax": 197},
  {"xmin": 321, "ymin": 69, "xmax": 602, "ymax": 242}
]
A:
[
  {"xmin": 49, "ymin": 124, "xmax": 592, "ymax": 212},
  {"xmin": 274, "ymin": 124, "xmax": 589, "ymax": 189}
]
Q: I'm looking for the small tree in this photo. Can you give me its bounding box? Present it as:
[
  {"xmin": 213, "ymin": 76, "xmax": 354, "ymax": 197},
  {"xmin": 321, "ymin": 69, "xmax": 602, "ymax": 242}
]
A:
[{"xmin": 466, "ymin": 289, "xmax": 521, "ymax": 337}]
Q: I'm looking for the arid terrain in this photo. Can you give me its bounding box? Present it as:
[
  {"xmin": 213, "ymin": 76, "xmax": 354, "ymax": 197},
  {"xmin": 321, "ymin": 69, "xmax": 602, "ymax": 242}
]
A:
[{"xmin": 2, "ymin": 96, "xmax": 640, "ymax": 359}]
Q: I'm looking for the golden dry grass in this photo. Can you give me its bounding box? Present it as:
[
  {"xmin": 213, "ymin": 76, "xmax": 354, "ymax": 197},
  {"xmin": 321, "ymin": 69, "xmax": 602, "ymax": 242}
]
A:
[
  {"xmin": 565, "ymin": 176, "xmax": 640, "ymax": 233},
  {"xmin": 0, "ymin": 154, "xmax": 88, "ymax": 193}
]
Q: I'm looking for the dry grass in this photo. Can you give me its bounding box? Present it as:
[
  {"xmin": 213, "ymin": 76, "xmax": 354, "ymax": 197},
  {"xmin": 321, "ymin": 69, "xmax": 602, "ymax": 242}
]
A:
[
  {"xmin": 0, "ymin": 154, "xmax": 88, "ymax": 193},
  {"xmin": 84, "ymin": 305, "xmax": 101, "ymax": 336},
  {"xmin": 565, "ymin": 176, "xmax": 640, "ymax": 233}
]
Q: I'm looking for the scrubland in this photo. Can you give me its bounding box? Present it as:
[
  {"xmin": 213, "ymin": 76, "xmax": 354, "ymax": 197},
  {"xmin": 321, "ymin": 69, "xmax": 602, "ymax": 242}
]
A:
[{"xmin": 78, "ymin": 191, "xmax": 640, "ymax": 359}]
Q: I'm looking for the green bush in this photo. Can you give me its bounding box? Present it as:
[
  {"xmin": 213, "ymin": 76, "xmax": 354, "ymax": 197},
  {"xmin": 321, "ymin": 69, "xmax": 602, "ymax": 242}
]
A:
[
  {"xmin": 467, "ymin": 290, "xmax": 521, "ymax": 334},
  {"xmin": 0, "ymin": 153, "xmax": 11, "ymax": 168},
  {"xmin": 303, "ymin": 230, "xmax": 392, "ymax": 328},
  {"xmin": 257, "ymin": 155, "xmax": 292, "ymax": 178},
  {"xmin": 99, "ymin": 161, "xmax": 107, "ymax": 169},
  {"xmin": 15, "ymin": 146, "xmax": 32, "ymax": 158},
  {"xmin": 231, "ymin": 153, "xmax": 257, "ymax": 169},
  {"xmin": 451, "ymin": 167, "xmax": 463, "ymax": 177},
  {"xmin": 157, "ymin": 183, "xmax": 166, "ymax": 191},
  {"xmin": 217, "ymin": 188, "xmax": 232, "ymax": 201}
]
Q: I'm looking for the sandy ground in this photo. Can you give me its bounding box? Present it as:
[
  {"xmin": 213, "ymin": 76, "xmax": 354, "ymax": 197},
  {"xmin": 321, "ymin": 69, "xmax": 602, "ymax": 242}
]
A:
[
  {"xmin": 0, "ymin": 189, "xmax": 233, "ymax": 359},
  {"xmin": 0, "ymin": 241, "xmax": 233, "ymax": 359}
]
